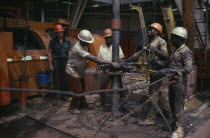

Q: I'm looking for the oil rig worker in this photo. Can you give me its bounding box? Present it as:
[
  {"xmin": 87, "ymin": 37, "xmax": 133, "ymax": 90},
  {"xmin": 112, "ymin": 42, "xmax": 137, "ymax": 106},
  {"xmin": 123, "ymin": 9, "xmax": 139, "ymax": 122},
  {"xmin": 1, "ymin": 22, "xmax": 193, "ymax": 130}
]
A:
[
  {"xmin": 66, "ymin": 30, "xmax": 120, "ymax": 114},
  {"xmin": 143, "ymin": 23, "xmax": 172, "ymax": 125},
  {"xmin": 48, "ymin": 24, "xmax": 72, "ymax": 100},
  {"xmin": 121, "ymin": 23, "xmax": 171, "ymax": 125},
  {"xmin": 158, "ymin": 27, "xmax": 193, "ymax": 138},
  {"xmin": 97, "ymin": 28, "xmax": 125, "ymax": 106}
]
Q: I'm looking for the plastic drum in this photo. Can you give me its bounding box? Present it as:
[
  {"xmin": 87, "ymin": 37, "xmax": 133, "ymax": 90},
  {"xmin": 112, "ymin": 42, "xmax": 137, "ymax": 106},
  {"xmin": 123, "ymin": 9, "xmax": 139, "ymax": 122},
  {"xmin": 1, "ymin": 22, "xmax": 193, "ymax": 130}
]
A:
[{"xmin": 38, "ymin": 70, "xmax": 51, "ymax": 86}]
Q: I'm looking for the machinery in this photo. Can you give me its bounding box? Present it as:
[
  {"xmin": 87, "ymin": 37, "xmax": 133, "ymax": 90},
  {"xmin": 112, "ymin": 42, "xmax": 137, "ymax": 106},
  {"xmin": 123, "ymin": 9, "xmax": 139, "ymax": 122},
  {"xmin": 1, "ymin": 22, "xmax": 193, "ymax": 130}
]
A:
[{"xmin": 98, "ymin": 5, "xmax": 156, "ymax": 81}]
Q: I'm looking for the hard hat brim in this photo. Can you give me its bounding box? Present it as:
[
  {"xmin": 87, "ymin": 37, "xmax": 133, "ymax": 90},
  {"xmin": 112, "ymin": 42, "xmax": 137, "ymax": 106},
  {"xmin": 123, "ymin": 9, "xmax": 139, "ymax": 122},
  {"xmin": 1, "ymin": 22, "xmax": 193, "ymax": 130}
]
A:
[
  {"xmin": 103, "ymin": 35, "xmax": 112, "ymax": 37},
  {"xmin": 54, "ymin": 30, "xmax": 64, "ymax": 32},
  {"xmin": 148, "ymin": 25, "xmax": 162, "ymax": 34},
  {"xmin": 78, "ymin": 34, "xmax": 94, "ymax": 43},
  {"xmin": 54, "ymin": 28, "xmax": 65, "ymax": 32},
  {"xmin": 171, "ymin": 33, "xmax": 187, "ymax": 39}
]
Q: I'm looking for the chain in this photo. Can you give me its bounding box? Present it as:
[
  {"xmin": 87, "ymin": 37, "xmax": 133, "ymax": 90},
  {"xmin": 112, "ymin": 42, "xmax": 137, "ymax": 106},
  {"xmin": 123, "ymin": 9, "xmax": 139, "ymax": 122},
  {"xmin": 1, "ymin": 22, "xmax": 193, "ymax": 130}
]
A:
[
  {"xmin": 120, "ymin": 85, "xmax": 172, "ymax": 134},
  {"xmin": 121, "ymin": 88, "xmax": 158, "ymax": 121},
  {"xmin": 93, "ymin": 112, "xmax": 112, "ymax": 137},
  {"xmin": 152, "ymin": 100, "xmax": 172, "ymax": 133}
]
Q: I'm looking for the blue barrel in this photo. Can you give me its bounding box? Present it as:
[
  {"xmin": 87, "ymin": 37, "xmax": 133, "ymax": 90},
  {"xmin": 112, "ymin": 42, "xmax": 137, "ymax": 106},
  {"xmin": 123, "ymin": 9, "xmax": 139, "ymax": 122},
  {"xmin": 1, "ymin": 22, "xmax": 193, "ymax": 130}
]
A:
[{"xmin": 38, "ymin": 70, "xmax": 51, "ymax": 86}]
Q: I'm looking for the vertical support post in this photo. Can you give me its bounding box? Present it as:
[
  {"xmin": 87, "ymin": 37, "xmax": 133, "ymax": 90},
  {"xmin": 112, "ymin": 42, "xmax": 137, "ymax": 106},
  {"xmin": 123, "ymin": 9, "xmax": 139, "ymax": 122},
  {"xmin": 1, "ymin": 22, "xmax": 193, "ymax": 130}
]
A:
[
  {"xmin": 19, "ymin": 77, "xmax": 28, "ymax": 107},
  {"xmin": 111, "ymin": 0, "xmax": 121, "ymax": 115},
  {"xmin": 41, "ymin": 8, "xmax": 45, "ymax": 22},
  {"xmin": 205, "ymin": 4, "xmax": 209, "ymax": 62},
  {"xmin": 183, "ymin": 0, "xmax": 194, "ymax": 52}
]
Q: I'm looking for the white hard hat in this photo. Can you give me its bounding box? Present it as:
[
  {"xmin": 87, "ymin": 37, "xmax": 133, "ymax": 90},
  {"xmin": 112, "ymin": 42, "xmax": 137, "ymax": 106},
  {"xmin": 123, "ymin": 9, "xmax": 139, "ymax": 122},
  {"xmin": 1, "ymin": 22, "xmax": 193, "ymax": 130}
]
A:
[
  {"xmin": 171, "ymin": 27, "xmax": 188, "ymax": 39},
  {"xmin": 78, "ymin": 30, "xmax": 94, "ymax": 43}
]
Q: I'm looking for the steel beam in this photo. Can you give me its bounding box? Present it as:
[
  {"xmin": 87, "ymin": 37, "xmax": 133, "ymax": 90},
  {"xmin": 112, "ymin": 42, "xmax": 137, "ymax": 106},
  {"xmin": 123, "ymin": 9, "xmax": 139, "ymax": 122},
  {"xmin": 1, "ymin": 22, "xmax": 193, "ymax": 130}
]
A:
[
  {"xmin": 70, "ymin": 0, "xmax": 83, "ymax": 28},
  {"xmin": 73, "ymin": 0, "xmax": 88, "ymax": 28},
  {"xmin": 93, "ymin": 0, "xmax": 158, "ymax": 4}
]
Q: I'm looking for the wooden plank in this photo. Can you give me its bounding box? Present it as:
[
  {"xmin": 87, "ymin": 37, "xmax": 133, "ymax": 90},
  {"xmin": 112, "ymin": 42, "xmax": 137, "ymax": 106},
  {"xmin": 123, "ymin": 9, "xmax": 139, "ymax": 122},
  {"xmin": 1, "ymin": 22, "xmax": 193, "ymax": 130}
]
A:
[
  {"xmin": 189, "ymin": 100, "xmax": 210, "ymax": 117},
  {"xmin": 0, "ymin": 32, "xmax": 11, "ymax": 105}
]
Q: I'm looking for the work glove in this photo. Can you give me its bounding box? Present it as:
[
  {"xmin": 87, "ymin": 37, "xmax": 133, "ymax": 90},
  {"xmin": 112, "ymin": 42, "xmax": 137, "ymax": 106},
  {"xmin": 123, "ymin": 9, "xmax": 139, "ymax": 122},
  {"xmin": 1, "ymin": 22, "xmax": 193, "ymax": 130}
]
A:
[
  {"xmin": 158, "ymin": 68, "xmax": 179, "ymax": 75},
  {"xmin": 149, "ymin": 46, "xmax": 157, "ymax": 54},
  {"xmin": 150, "ymin": 59, "xmax": 157, "ymax": 66},
  {"xmin": 111, "ymin": 62, "xmax": 121, "ymax": 69},
  {"xmin": 158, "ymin": 68, "xmax": 170, "ymax": 76}
]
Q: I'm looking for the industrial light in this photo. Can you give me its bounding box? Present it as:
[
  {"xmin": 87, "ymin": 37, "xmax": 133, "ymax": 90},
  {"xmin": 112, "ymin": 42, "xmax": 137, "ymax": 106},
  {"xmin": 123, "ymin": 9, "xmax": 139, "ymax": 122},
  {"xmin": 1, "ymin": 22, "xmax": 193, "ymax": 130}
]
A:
[
  {"xmin": 172, "ymin": 8, "xmax": 178, "ymax": 12},
  {"xmin": 62, "ymin": 1, "xmax": 74, "ymax": 4},
  {"xmin": 93, "ymin": 4, "xmax": 99, "ymax": 7}
]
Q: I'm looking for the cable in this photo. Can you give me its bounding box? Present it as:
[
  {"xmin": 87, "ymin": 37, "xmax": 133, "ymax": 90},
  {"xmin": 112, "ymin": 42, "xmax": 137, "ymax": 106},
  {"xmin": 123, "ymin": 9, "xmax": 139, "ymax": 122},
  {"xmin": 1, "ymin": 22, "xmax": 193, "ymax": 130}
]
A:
[{"xmin": 153, "ymin": 1, "xmax": 157, "ymax": 22}]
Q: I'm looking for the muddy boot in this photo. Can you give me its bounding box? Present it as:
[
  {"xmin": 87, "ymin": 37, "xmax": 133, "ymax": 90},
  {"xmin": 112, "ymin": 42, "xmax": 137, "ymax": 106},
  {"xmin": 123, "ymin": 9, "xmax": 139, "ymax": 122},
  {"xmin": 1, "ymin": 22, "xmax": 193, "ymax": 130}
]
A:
[
  {"xmin": 99, "ymin": 93, "xmax": 106, "ymax": 106},
  {"xmin": 79, "ymin": 96, "xmax": 89, "ymax": 108},
  {"xmin": 120, "ymin": 101, "xmax": 129, "ymax": 111},
  {"xmin": 96, "ymin": 100, "xmax": 105, "ymax": 106},
  {"xmin": 142, "ymin": 105, "xmax": 156, "ymax": 125},
  {"xmin": 68, "ymin": 96, "xmax": 79, "ymax": 109},
  {"xmin": 52, "ymin": 94, "xmax": 61, "ymax": 106},
  {"xmin": 142, "ymin": 118, "xmax": 155, "ymax": 125},
  {"xmin": 68, "ymin": 97, "xmax": 81, "ymax": 114},
  {"xmin": 172, "ymin": 127, "xmax": 184, "ymax": 138}
]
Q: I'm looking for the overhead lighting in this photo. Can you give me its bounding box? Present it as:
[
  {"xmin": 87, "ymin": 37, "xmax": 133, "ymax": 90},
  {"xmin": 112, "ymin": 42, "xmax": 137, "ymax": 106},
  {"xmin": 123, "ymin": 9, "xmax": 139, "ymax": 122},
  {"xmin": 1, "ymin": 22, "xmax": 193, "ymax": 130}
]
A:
[
  {"xmin": 62, "ymin": 1, "xmax": 75, "ymax": 4},
  {"xmin": 172, "ymin": 8, "xmax": 178, "ymax": 12},
  {"xmin": 93, "ymin": 4, "xmax": 99, "ymax": 7}
]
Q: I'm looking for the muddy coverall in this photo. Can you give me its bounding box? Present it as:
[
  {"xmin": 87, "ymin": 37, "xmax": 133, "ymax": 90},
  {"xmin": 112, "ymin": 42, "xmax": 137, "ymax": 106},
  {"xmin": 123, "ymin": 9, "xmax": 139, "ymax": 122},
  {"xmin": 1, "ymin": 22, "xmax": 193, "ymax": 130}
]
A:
[
  {"xmin": 125, "ymin": 37, "xmax": 172, "ymax": 121},
  {"xmin": 147, "ymin": 37, "xmax": 172, "ymax": 121},
  {"xmin": 159, "ymin": 44, "xmax": 193, "ymax": 129}
]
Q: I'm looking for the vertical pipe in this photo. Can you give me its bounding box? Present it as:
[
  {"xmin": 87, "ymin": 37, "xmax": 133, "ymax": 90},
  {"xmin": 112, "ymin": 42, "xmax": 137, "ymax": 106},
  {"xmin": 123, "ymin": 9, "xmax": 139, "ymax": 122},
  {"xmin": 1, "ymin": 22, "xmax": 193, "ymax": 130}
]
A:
[
  {"xmin": 41, "ymin": 8, "xmax": 45, "ymax": 22},
  {"xmin": 205, "ymin": 5, "xmax": 209, "ymax": 62},
  {"xmin": 111, "ymin": 0, "xmax": 120, "ymax": 115},
  {"xmin": 68, "ymin": 0, "xmax": 70, "ymax": 22},
  {"xmin": 19, "ymin": 78, "xmax": 28, "ymax": 108}
]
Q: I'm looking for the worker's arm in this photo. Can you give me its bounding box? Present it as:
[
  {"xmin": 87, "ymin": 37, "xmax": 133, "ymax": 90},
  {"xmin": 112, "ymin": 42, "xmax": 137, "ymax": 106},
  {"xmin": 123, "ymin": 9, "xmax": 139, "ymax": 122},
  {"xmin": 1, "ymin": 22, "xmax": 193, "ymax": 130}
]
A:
[
  {"xmin": 48, "ymin": 48, "xmax": 53, "ymax": 71},
  {"xmin": 123, "ymin": 51, "xmax": 141, "ymax": 62},
  {"xmin": 155, "ymin": 60, "xmax": 170, "ymax": 68},
  {"xmin": 156, "ymin": 41, "xmax": 169, "ymax": 60},
  {"xmin": 86, "ymin": 54, "xmax": 120, "ymax": 68},
  {"xmin": 67, "ymin": 37, "xmax": 72, "ymax": 56},
  {"xmin": 169, "ymin": 50, "xmax": 193, "ymax": 74}
]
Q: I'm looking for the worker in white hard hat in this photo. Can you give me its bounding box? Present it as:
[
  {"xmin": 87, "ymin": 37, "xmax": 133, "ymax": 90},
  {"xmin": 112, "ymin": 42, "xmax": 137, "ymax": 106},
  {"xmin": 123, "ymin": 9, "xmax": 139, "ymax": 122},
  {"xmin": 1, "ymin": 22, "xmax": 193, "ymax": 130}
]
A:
[
  {"xmin": 66, "ymin": 29, "xmax": 120, "ymax": 114},
  {"xmin": 157, "ymin": 27, "xmax": 193, "ymax": 138}
]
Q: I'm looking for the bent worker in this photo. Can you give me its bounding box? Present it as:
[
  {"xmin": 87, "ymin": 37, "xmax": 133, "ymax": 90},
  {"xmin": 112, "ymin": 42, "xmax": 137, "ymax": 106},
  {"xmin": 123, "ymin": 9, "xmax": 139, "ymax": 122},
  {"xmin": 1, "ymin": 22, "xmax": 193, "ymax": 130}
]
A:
[
  {"xmin": 98, "ymin": 28, "xmax": 125, "ymax": 106},
  {"xmin": 158, "ymin": 27, "xmax": 193, "ymax": 138},
  {"xmin": 66, "ymin": 29, "xmax": 120, "ymax": 114},
  {"xmin": 48, "ymin": 24, "xmax": 72, "ymax": 102}
]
